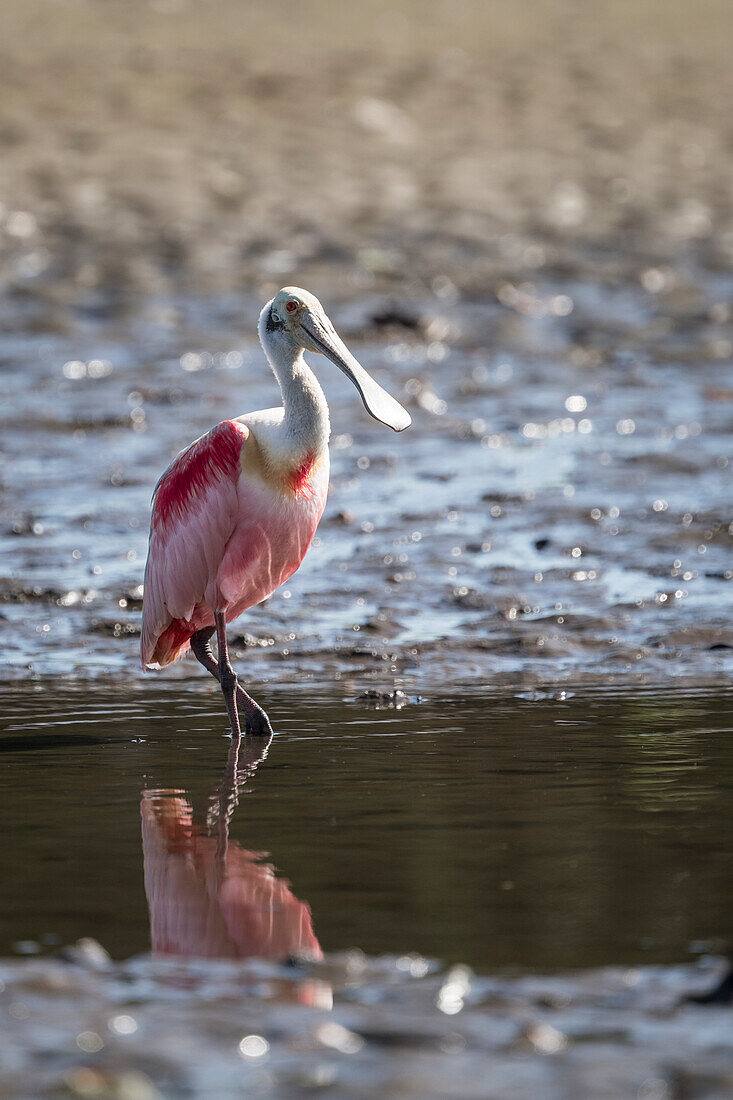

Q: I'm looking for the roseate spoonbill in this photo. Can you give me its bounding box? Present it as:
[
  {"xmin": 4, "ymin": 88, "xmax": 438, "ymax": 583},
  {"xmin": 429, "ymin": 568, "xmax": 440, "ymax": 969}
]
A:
[{"xmin": 141, "ymin": 287, "xmax": 410, "ymax": 737}]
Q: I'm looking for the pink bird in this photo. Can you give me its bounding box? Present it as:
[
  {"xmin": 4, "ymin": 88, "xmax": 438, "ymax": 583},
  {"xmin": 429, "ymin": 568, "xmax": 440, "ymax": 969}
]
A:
[{"xmin": 141, "ymin": 287, "xmax": 410, "ymax": 737}]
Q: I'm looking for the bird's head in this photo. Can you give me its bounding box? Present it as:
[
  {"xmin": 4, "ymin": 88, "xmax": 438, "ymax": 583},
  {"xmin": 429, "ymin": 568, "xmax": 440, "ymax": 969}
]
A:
[{"xmin": 260, "ymin": 287, "xmax": 411, "ymax": 432}]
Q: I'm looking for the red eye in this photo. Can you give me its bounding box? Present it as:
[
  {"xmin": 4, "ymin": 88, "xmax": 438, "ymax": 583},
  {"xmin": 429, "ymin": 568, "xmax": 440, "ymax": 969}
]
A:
[{"xmin": 286, "ymin": 300, "xmax": 298, "ymax": 312}]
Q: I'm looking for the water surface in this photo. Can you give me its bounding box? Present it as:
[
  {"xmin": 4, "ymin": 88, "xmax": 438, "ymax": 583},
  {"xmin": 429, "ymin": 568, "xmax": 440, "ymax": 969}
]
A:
[{"xmin": 2, "ymin": 682, "xmax": 731, "ymax": 971}]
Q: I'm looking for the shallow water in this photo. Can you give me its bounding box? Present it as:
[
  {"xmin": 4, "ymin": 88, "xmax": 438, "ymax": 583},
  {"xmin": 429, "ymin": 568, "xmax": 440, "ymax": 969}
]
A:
[
  {"xmin": 2, "ymin": 279, "xmax": 732, "ymax": 690},
  {"xmin": 1, "ymin": 0, "xmax": 732, "ymax": 690},
  {"xmin": 2, "ymin": 681, "xmax": 732, "ymax": 971}
]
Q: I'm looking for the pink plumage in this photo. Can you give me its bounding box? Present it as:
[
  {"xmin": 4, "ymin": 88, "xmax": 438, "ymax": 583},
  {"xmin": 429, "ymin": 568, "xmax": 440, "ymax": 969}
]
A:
[{"xmin": 141, "ymin": 419, "xmax": 327, "ymax": 669}]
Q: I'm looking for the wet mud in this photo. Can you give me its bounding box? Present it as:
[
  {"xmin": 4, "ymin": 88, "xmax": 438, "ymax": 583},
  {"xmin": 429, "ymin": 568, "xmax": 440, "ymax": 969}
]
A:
[
  {"xmin": 2, "ymin": 274, "xmax": 731, "ymax": 690},
  {"xmin": 2, "ymin": 948, "xmax": 733, "ymax": 1100}
]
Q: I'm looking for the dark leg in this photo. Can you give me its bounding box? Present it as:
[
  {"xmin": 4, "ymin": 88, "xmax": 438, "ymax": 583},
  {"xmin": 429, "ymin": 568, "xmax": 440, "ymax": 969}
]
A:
[
  {"xmin": 190, "ymin": 623, "xmax": 273, "ymax": 738},
  {"xmin": 215, "ymin": 612, "xmax": 241, "ymax": 738}
]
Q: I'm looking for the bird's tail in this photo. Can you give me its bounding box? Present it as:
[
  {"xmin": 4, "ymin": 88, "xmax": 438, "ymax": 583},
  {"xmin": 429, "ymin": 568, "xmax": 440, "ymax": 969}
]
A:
[{"xmin": 142, "ymin": 617, "xmax": 193, "ymax": 669}]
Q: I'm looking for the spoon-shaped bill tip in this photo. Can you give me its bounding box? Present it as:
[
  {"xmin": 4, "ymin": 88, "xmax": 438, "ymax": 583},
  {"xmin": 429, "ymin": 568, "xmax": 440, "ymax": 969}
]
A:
[
  {"xmin": 300, "ymin": 311, "xmax": 411, "ymax": 432},
  {"xmin": 356, "ymin": 372, "xmax": 412, "ymax": 431}
]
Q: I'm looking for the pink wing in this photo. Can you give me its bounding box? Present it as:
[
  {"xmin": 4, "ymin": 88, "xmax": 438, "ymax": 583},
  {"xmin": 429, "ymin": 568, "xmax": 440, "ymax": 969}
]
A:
[{"xmin": 141, "ymin": 419, "xmax": 248, "ymax": 668}]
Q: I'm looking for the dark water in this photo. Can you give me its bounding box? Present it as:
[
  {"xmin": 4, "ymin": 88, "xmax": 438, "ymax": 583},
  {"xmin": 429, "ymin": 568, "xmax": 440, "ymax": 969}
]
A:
[{"xmin": 2, "ymin": 681, "xmax": 732, "ymax": 971}]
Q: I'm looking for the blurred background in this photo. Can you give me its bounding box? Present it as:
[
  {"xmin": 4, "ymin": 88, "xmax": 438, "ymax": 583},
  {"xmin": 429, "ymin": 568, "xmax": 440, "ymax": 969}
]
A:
[
  {"xmin": 0, "ymin": 0, "xmax": 731, "ymax": 683},
  {"xmin": 1, "ymin": 0, "xmax": 732, "ymax": 303}
]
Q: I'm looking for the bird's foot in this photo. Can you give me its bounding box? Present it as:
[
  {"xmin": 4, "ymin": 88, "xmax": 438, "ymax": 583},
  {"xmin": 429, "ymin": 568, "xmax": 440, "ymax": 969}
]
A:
[{"xmin": 240, "ymin": 697, "xmax": 273, "ymax": 739}]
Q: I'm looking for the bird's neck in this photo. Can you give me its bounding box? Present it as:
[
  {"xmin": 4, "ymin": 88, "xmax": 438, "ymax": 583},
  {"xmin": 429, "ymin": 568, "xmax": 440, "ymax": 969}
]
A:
[{"xmin": 267, "ymin": 341, "xmax": 331, "ymax": 460}]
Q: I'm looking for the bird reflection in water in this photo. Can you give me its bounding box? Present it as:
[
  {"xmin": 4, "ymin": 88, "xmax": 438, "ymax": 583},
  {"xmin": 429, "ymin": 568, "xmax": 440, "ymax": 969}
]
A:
[{"xmin": 141, "ymin": 734, "xmax": 330, "ymax": 1007}]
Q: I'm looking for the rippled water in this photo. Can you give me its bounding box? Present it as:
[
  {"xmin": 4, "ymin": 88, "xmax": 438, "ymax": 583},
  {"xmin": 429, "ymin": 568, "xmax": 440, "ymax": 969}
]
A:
[{"xmin": 2, "ymin": 682, "xmax": 732, "ymax": 970}]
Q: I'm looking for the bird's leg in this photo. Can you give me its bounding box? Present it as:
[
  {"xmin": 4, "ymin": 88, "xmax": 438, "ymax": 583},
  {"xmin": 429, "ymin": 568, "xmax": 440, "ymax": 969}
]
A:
[
  {"xmin": 191, "ymin": 623, "xmax": 273, "ymax": 738},
  {"xmin": 214, "ymin": 612, "xmax": 242, "ymax": 739}
]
